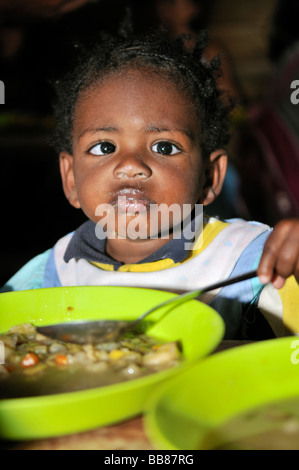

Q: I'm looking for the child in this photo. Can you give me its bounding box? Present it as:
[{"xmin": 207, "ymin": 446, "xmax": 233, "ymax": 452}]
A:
[{"xmin": 2, "ymin": 31, "xmax": 299, "ymax": 340}]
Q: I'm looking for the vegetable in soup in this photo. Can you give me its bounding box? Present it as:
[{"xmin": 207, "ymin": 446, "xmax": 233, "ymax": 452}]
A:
[{"xmin": 0, "ymin": 323, "xmax": 182, "ymax": 398}]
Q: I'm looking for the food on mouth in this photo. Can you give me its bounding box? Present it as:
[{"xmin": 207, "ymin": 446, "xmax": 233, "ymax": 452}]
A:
[{"xmin": 0, "ymin": 323, "xmax": 182, "ymax": 398}]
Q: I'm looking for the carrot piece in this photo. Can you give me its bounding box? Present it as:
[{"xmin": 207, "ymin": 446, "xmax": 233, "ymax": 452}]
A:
[
  {"xmin": 21, "ymin": 353, "xmax": 39, "ymax": 368},
  {"xmin": 55, "ymin": 354, "xmax": 68, "ymax": 365}
]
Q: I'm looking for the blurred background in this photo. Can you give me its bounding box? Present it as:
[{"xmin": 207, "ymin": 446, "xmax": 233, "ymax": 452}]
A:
[{"xmin": 0, "ymin": 0, "xmax": 298, "ymax": 286}]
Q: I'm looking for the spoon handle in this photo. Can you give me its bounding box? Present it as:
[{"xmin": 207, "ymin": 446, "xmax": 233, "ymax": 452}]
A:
[
  {"xmin": 200, "ymin": 270, "xmax": 258, "ymax": 295},
  {"xmin": 137, "ymin": 270, "xmax": 258, "ymax": 322}
]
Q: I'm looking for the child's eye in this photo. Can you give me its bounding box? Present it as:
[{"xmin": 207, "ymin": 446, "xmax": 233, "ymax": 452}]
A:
[
  {"xmin": 152, "ymin": 141, "xmax": 181, "ymax": 156},
  {"xmin": 89, "ymin": 141, "xmax": 116, "ymax": 155}
]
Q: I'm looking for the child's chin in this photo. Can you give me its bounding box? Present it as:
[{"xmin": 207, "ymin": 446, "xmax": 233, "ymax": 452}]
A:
[{"xmin": 97, "ymin": 215, "xmax": 177, "ymax": 242}]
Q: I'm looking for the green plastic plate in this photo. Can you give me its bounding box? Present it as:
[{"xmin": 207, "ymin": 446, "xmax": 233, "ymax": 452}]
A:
[
  {"xmin": 0, "ymin": 286, "xmax": 224, "ymax": 440},
  {"xmin": 145, "ymin": 337, "xmax": 299, "ymax": 449}
]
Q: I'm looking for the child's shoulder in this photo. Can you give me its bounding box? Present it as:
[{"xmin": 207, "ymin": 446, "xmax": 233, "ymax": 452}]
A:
[
  {"xmin": 1, "ymin": 249, "xmax": 52, "ymax": 292},
  {"xmin": 194, "ymin": 216, "xmax": 271, "ymax": 253},
  {"xmin": 206, "ymin": 215, "xmax": 271, "ymax": 231}
]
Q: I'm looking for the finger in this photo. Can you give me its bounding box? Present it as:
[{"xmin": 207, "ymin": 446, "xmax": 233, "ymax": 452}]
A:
[
  {"xmin": 271, "ymin": 273, "xmax": 286, "ymax": 289},
  {"xmin": 258, "ymin": 220, "xmax": 294, "ymax": 284},
  {"xmin": 275, "ymin": 225, "xmax": 299, "ymax": 279}
]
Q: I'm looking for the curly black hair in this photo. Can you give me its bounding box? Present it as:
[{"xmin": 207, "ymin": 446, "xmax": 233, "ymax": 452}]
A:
[{"xmin": 52, "ymin": 28, "xmax": 233, "ymax": 159}]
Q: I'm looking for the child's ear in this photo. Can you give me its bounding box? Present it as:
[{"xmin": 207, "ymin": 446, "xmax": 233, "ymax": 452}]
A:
[
  {"xmin": 59, "ymin": 152, "xmax": 81, "ymax": 209},
  {"xmin": 201, "ymin": 149, "xmax": 228, "ymax": 206}
]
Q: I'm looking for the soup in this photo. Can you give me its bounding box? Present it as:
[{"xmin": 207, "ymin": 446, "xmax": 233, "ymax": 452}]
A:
[
  {"xmin": 202, "ymin": 397, "xmax": 299, "ymax": 450},
  {"xmin": 0, "ymin": 323, "xmax": 182, "ymax": 398}
]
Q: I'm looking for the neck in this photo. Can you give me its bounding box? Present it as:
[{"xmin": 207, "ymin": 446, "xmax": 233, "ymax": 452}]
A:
[{"xmin": 105, "ymin": 236, "xmax": 172, "ymax": 264}]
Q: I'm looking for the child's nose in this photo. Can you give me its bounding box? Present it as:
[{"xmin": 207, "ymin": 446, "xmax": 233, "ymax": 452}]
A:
[{"xmin": 113, "ymin": 153, "xmax": 152, "ymax": 180}]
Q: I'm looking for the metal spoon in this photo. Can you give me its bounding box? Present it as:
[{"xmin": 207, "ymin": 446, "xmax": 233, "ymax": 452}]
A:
[{"xmin": 37, "ymin": 270, "xmax": 258, "ymax": 344}]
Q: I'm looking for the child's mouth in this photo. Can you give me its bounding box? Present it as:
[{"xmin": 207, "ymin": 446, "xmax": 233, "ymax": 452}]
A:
[
  {"xmin": 116, "ymin": 197, "xmax": 150, "ymax": 215},
  {"xmin": 110, "ymin": 188, "xmax": 154, "ymax": 215}
]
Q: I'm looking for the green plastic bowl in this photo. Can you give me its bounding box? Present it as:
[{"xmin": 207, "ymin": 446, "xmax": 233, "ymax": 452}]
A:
[
  {"xmin": 0, "ymin": 286, "xmax": 224, "ymax": 440},
  {"xmin": 145, "ymin": 337, "xmax": 299, "ymax": 450}
]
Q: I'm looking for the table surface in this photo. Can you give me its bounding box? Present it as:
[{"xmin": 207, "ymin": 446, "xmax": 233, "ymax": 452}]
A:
[{"xmin": 0, "ymin": 341, "xmax": 251, "ymax": 450}]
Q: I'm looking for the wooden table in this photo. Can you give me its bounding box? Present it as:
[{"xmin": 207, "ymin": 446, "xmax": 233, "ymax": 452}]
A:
[
  {"xmin": 1, "ymin": 416, "xmax": 153, "ymax": 450},
  {"xmin": 0, "ymin": 341, "xmax": 250, "ymax": 450}
]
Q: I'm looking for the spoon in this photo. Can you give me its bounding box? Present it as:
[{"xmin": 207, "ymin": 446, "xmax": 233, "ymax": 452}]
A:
[{"xmin": 37, "ymin": 270, "xmax": 258, "ymax": 344}]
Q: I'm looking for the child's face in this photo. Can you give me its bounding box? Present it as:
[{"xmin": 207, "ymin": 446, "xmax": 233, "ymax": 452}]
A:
[{"xmin": 60, "ymin": 68, "xmax": 226, "ymax": 260}]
